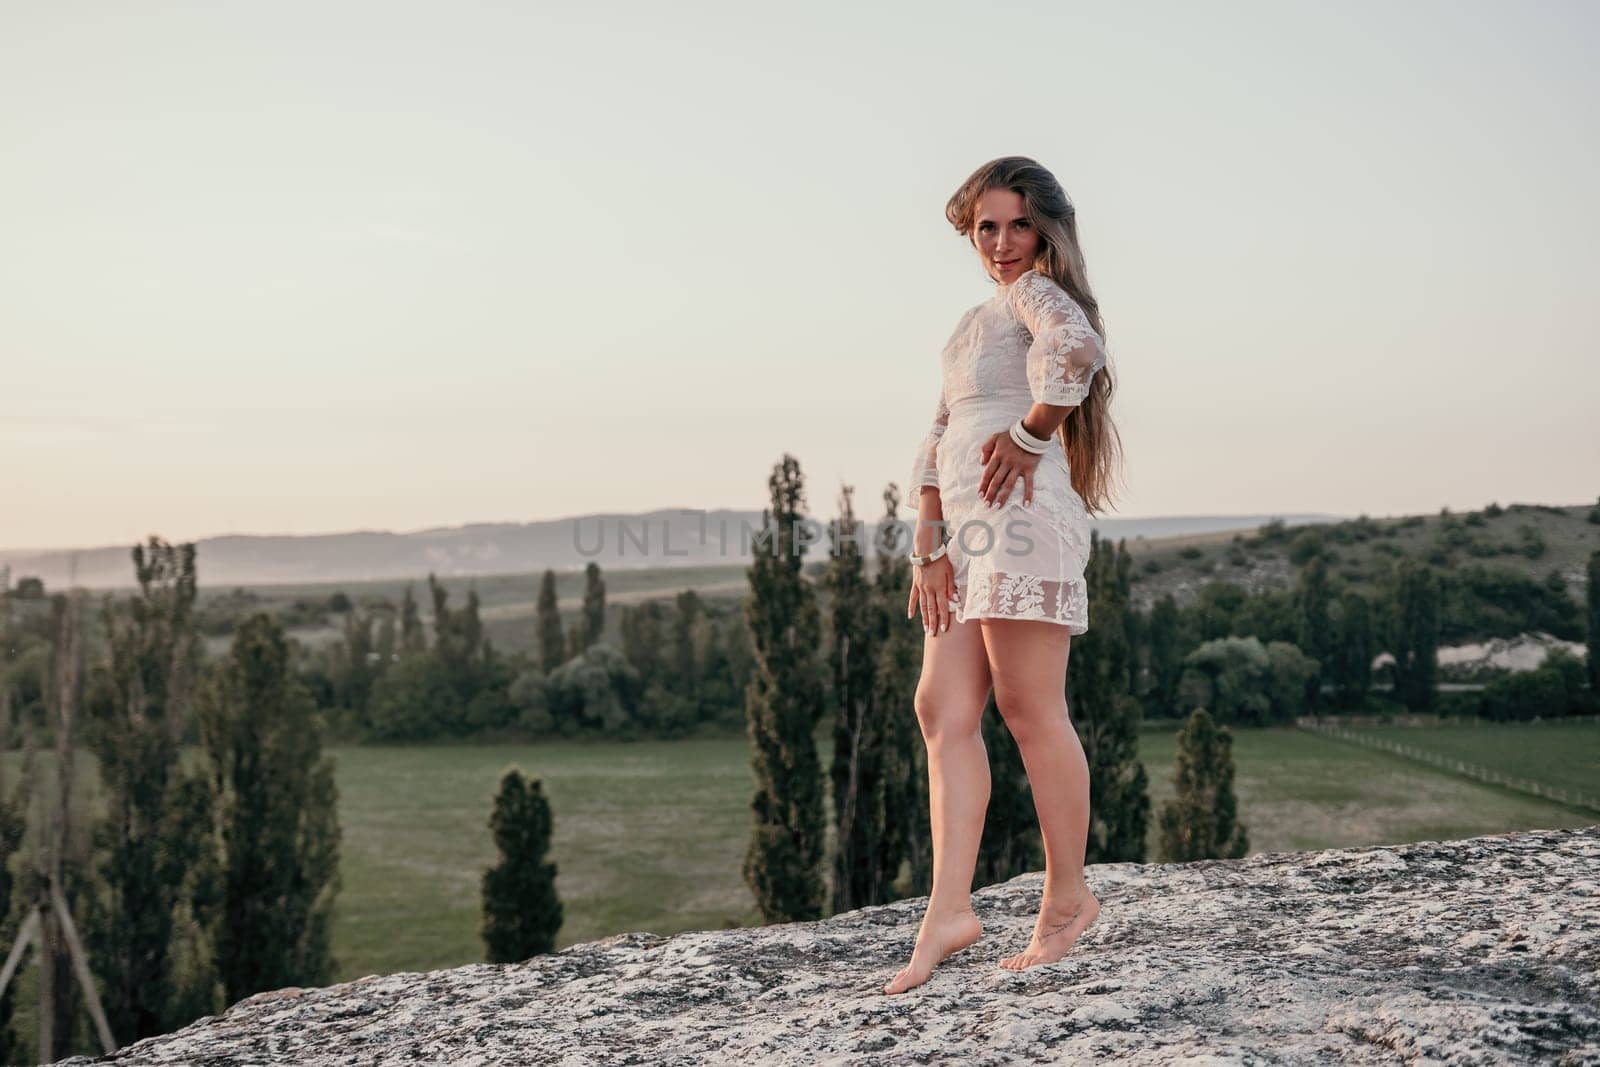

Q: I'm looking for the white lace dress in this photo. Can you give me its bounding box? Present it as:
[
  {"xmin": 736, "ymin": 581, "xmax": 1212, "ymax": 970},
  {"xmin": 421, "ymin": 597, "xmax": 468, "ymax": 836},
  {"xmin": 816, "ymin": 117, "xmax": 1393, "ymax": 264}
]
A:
[{"xmin": 907, "ymin": 268, "xmax": 1108, "ymax": 633}]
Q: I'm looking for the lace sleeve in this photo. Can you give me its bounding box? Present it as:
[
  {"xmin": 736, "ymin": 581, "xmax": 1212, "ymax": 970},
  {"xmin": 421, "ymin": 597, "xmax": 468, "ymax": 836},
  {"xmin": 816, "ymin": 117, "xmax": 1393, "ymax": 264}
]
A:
[
  {"xmin": 909, "ymin": 390, "xmax": 949, "ymax": 498},
  {"xmin": 1008, "ymin": 270, "xmax": 1106, "ymax": 407}
]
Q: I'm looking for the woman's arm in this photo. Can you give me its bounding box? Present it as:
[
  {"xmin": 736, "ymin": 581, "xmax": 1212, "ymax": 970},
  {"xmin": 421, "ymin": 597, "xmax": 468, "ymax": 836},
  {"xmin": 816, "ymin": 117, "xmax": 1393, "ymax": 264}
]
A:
[
  {"xmin": 1008, "ymin": 270, "xmax": 1107, "ymax": 409},
  {"xmin": 979, "ymin": 273, "xmax": 1107, "ymax": 506},
  {"xmin": 909, "ymin": 391, "xmax": 949, "ymax": 552}
]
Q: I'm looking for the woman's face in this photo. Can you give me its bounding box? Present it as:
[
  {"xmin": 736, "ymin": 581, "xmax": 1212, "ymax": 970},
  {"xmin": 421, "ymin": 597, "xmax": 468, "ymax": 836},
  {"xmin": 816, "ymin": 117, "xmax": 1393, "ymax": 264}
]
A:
[{"xmin": 971, "ymin": 187, "xmax": 1040, "ymax": 285}]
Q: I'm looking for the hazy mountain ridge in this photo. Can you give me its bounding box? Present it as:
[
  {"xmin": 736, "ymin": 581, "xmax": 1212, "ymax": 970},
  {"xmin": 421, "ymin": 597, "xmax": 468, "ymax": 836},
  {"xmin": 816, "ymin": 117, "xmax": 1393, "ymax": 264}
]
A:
[{"xmin": 1, "ymin": 509, "xmax": 1341, "ymax": 591}]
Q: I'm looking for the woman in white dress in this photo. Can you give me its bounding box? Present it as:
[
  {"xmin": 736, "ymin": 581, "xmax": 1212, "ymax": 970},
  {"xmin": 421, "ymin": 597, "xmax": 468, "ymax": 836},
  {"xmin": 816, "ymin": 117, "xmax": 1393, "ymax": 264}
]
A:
[{"xmin": 884, "ymin": 156, "xmax": 1124, "ymax": 996}]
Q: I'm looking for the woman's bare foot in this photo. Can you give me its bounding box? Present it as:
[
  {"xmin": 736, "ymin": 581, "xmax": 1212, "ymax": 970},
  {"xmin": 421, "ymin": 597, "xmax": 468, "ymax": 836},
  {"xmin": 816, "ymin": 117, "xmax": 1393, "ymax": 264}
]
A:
[
  {"xmin": 1000, "ymin": 883, "xmax": 1099, "ymax": 971},
  {"xmin": 883, "ymin": 904, "xmax": 983, "ymax": 995}
]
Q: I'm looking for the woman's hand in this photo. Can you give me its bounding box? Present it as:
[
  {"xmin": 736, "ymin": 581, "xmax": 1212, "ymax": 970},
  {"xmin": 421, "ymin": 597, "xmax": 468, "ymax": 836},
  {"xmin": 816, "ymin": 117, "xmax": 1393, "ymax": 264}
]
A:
[
  {"xmin": 907, "ymin": 554, "xmax": 957, "ymax": 636},
  {"xmin": 978, "ymin": 431, "xmax": 1042, "ymax": 507}
]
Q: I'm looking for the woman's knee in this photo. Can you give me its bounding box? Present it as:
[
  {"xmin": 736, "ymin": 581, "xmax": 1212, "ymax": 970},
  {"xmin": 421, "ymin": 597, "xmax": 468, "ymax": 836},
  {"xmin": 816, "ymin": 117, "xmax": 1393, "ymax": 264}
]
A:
[
  {"xmin": 913, "ymin": 683, "xmax": 985, "ymax": 745},
  {"xmin": 991, "ymin": 684, "xmax": 1063, "ymax": 744}
]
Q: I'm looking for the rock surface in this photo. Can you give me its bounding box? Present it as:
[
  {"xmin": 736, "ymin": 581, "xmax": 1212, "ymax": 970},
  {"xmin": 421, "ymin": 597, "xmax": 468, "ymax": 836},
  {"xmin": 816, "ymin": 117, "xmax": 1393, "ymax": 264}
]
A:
[{"xmin": 56, "ymin": 825, "xmax": 1600, "ymax": 1065}]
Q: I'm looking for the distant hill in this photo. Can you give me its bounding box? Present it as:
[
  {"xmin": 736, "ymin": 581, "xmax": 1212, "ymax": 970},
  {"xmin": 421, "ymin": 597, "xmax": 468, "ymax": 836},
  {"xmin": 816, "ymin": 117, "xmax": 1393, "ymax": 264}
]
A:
[
  {"xmin": 1120, "ymin": 502, "xmax": 1599, "ymax": 618},
  {"xmin": 0, "ymin": 509, "xmax": 1340, "ymax": 591}
]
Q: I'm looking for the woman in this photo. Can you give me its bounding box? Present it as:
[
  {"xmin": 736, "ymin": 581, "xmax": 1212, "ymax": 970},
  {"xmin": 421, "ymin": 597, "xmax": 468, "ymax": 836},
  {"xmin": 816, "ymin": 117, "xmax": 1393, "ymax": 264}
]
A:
[{"xmin": 884, "ymin": 156, "xmax": 1123, "ymax": 996}]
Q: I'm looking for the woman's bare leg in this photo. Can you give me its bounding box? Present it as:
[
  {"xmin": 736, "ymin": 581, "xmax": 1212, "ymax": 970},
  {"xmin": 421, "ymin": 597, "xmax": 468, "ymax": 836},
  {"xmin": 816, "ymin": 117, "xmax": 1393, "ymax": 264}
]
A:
[
  {"xmin": 883, "ymin": 612, "xmax": 993, "ymax": 995},
  {"xmin": 980, "ymin": 618, "xmax": 1100, "ymax": 970}
]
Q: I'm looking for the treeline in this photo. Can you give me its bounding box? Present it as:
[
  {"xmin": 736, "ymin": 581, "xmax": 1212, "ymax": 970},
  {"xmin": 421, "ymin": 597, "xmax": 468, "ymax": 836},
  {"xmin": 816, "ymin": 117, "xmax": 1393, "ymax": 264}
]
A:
[
  {"xmin": 268, "ymin": 507, "xmax": 1592, "ymax": 740},
  {"xmin": 0, "ymin": 539, "xmax": 339, "ymax": 1063},
  {"xmin": 1135, "ymin": 535, "xmax": 1596, "ymax": 724},
  {"xmin": 294, "ymin": 568, "xmax": 756, "ymax": 742}
]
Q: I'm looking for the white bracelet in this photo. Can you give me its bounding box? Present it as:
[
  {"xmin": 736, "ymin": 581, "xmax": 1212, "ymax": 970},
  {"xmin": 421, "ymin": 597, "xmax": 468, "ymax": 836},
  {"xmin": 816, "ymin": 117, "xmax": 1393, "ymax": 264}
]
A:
[
  {"xmin": 1010, "ymin": 419, "xmax": 1050, "ymax": 454},
  {"xmin": 908, "ymin": 541, "xmax": 948, "ymax": 567}
]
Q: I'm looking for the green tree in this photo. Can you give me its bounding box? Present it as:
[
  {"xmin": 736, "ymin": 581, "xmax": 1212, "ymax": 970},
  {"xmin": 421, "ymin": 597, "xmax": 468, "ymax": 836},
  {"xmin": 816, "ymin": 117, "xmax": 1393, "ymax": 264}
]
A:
[
  {"xmin": 1234, "ymin": 589, "xmax": 1299, "ymax": 645},
  {"xmin": 0, "ymin": 723, "xmax": 25, "ymax": 1063},
  {"xmin": 1330, "ymin": 592, "xmax": 1375, "ymax": 710},
  {"xmin": 618, "ymin": 601, "xmax": 665, "ymax": 680},
  {"xmin": 1587, "ymin": 550, "xmax": 1599, "ymax": 697},
  {"xmin": 1296, "ymin": 555, "xmax": 1332, "ymax": 707},
  {"xmin": 198, "ymin": 613, "xmax": 340, "ymax": 1003},
  {"xmin": 1262, "ymin": 641, "xmax": 1319, "ymax": 722},
  {"xmin": 1144, "ymin": 594, "xmax": 1184, "ymax": 716},
  {"xmin": 536, "ymin": 570, "xmax": 565, "ymax": 671},
  {"xmin": 374, "ymin": 611, "xmax": 396, "ymax": 674},
  {"xmin": 1191, "ymin": 581, "xmax": 1248, "ymax": 641},
  {"xmin": 1157, "ymin": 707, "xmax": 1249, "ymax": 861},
  {"xmin": 976, "ymin": 695, "xmax": 1043, "ymax": 885},
  {"xmin": 671, "ymin": 589, "xmax": 703, "ymax": 705},
  {"xmin": 579, "ymin": 562, "xmax": 606, "ymax": 653},
  {"xmin": 871, "ymin": 486, "xmax": 929, "ymax": 898},
  {"xmin": 1388, "ymin": 560, "xmax": 1439, "ymax": 712},
  {"xmin": 398, "ymin": 583, "xmax": 426, "ymax": 656},
  {"xmin": 1178, "ymin": 636, "xmax": 1271, "ymax": 726},
  {"xmin": 741, "ymin": 454, "xmax": 827, "ymax": 922},
  {"xmin": 480, "ymin": 767, "xmax": 562, "ymax": 963},
  {"xmin": 334, "ymin": 605, "xmax": 379, "ymax": 724},
  {"xmin": 84, "ymin": 537, "xmax": 222, "ymax": 1041},
  {"xmin": 825, "ymin": 485, "xmax": 891, "ymax": 912},
  {"xmin": 1115, "ymin": 541, "xmax": 1142, "ymax": 699},
  {"xmin": 1067, "ymin": 532, "xmax": 1150, "ymax": 864},
  {"xmin": 543, "ymin": 645, "xmax": 640, "ymax": 735}
]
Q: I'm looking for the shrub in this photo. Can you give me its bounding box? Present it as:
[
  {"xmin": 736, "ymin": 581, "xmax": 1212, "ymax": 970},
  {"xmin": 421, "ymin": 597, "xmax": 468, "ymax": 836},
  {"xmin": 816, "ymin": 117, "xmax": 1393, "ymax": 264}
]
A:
[{"xmin": 1288, "ymin": 530, "xmax": 1325, "ymax": 565}]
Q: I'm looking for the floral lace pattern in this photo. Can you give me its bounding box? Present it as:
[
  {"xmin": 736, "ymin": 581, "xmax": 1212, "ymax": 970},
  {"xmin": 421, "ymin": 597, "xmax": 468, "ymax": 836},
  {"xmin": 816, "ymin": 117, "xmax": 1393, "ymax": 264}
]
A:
[
  {"xmin": 905, "ymin": 271, "xmax": 1105, "ymax": 632},
  {"xmin": 1006, "ymin": 269, "xmax": 1106, "ymax": 407},
  {"xmin": 961, "ymin": 571, "xmax": 1089, "ymax": 632}
]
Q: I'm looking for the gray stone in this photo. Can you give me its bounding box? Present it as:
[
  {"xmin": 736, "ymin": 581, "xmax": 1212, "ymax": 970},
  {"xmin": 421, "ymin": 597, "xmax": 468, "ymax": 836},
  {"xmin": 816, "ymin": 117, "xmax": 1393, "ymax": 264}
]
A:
[{"xmin": 54, "ymin": 825, "xmax": 1600, "ymax": 1065}]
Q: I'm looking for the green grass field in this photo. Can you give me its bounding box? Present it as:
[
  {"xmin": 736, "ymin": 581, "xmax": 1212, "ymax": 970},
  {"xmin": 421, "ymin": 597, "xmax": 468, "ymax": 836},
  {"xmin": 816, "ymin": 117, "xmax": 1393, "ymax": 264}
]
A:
[
  {"xmin": 324, "ymin": 720, "xmax": 1597, "ymax": 982},
  {"xmin": 2, "ymin": 721, "xmax": 1593, "ymax": 990},
  {"xmin": 1353, "ymin": 718, "xmax": 1600, "ymax": 799}
]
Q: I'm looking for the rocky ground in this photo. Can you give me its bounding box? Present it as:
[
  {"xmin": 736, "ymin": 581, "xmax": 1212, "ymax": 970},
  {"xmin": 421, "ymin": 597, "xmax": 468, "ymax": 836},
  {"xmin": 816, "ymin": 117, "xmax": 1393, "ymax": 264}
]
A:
[{"xmin": 55, "ymin": 824, "xmax": 1600, "ymax": 1065}]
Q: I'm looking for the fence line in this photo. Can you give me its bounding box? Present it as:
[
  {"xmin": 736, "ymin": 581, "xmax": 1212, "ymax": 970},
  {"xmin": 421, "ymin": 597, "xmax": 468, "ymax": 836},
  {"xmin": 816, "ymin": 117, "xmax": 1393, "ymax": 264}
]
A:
[{"xmin": 1294, "ymin": 718, "xmax": 1600, "ymax": 815}]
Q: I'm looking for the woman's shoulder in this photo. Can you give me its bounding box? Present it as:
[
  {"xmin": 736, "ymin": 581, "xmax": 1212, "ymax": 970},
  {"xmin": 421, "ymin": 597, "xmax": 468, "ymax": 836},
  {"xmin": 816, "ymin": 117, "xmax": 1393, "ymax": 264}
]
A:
[
  {"xmin": 1007, "ymin": 269, "xmax": 1093, "ymax": 324},
  {"xmin": 1009, "ymin": 268, "xmax": 1074, "ymax": 305}
]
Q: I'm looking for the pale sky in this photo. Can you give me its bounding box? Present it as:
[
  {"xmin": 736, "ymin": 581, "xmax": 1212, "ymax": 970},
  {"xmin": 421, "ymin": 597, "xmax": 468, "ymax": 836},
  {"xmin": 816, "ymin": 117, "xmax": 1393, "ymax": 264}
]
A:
[{"xmin": 3, "ymin": 0, "xmax": 1597, "ymax": 551}]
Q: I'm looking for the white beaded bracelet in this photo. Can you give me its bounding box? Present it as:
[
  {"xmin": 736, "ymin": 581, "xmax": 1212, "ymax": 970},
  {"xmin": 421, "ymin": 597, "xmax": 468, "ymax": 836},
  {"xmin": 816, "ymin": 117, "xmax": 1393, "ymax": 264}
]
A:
[
  {"xmin": 1009, "ymin": 419, "xmax": 1051, "ymax": 454},
  {"xmin": 908, "ymin": 541, "xmax": 948, "ymax": 567}
]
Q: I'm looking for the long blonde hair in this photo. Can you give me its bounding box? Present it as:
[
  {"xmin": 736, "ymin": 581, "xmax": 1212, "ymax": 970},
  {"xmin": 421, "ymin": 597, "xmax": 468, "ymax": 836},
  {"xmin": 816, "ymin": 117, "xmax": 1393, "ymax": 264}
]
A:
[{"xmin": 944, "ymin": 156, "xmax": 1125, "ymax": 515}]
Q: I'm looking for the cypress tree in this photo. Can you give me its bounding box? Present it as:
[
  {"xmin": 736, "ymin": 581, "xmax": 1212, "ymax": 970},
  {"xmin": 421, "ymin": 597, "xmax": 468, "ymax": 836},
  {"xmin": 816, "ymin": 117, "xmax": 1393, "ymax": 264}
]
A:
[
  {"xmin": 336, "ymin": 605, "xmax": 378, "ymax": 719},
  {"xmin": 825, "ymin": 485, "xmax": 889, "ymax": 912},
  {"xmin": 976, "ymin": 696, "xmax": 1042, "ymax": 886},
  {"xmin": 199, "ymin": 613, "xmax": 341, "ymax": 1003},
  {"xmin": 671, "ymin": 590, "xmax": 703, "ymax": 703},
  {"xmin": 873, "ymin": 486, "xmax": 930, "ymax": 898},
  {"xmin": 480, "ymin": 767, "xmax": 562, "ymax": 963},
  {"xmin": 1331, "ymin": 591, "xmax": 1375, "ymax": 710},
  {"xmin": 1156, "ymin": 707, "xmax": 1249, "ymax": 861},
  {"xmin": 618, "ymin": 601, "xmax": 664, "ymax": 680},
  {"xmin": 1145, "ymin": 594, "xmax": 1184, "ymax": 717},
  {"xmin": 1115, "ymin": 541, "xmax": 1142, "ymax": 700},
  {"xmin": 580, "ymin": 562, "xmax": 606, "ymax": 652},
  {"xmin": 1067, "ymin": 532, "xmax": 1150, "ymax": 864},
  {"xmin": 85, "ymin": 537, "xmax": 222, "ymax": 1041},
  {"xmin": 398, "ymin": 583, "xmax": 426, "ymax": 656},
  {"xmin": 1296, "ymin": 555, "xmax": 1332, "ymax": 707},
  {"xmin": 741, "ymin": 454, "xmax": 827, "ymax": 922},
  {"xmin": 1586, "ymin": 550, "xmax": 1599, "ymax": 698},
  {"xmin": 0, "ymin": 707, "xmax": 23, "ymax": 1064},
  {"xmin": 375, "ymin": 612, "xmax": 396, "ymax": 673},
  {"xmin": 1388, "ymin": 560, "xmax": 1439, "ymax": 712},
  {"xmin": 536, "ymin": 570, "xmax": 565, "ymax": 671}
]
